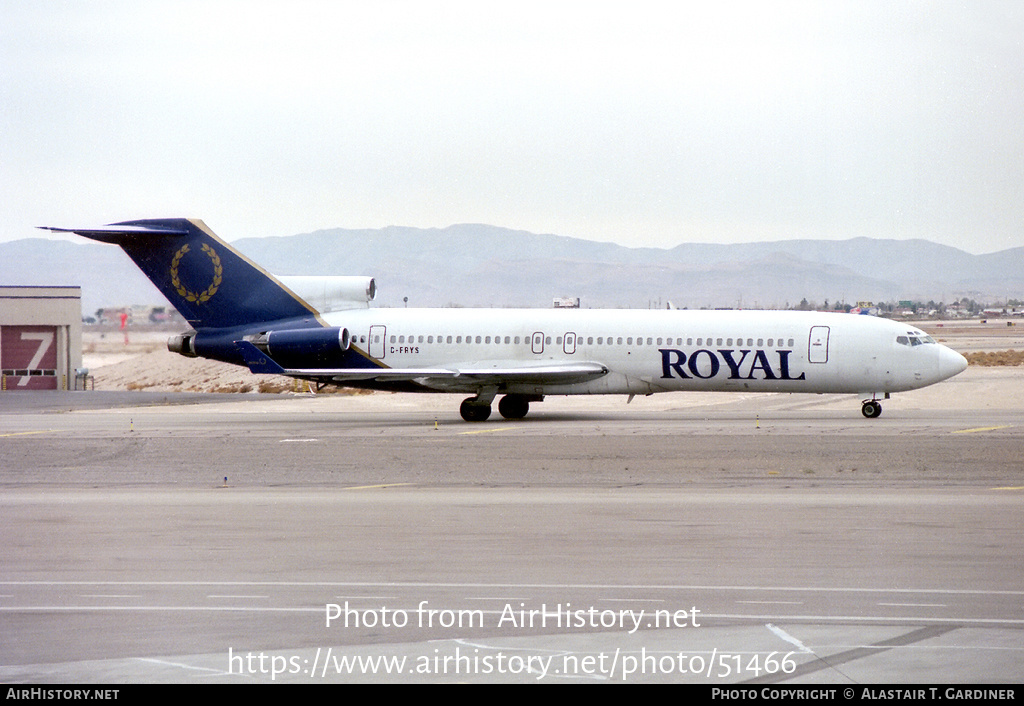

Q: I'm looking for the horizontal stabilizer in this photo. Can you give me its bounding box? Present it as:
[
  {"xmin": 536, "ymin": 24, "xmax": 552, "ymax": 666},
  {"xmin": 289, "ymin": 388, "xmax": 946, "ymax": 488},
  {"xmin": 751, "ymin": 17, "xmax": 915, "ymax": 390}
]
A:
[{"xmin": 39, "ymin": 223, "xmax": 191, "ymax": 243}]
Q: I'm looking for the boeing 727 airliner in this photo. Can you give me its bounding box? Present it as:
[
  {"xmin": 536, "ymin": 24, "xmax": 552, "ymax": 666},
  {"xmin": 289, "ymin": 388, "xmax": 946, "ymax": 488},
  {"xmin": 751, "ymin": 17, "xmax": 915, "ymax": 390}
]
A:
[{"xmin": 43, "ymin": 219, "xmax": 968, "ymax": 421}]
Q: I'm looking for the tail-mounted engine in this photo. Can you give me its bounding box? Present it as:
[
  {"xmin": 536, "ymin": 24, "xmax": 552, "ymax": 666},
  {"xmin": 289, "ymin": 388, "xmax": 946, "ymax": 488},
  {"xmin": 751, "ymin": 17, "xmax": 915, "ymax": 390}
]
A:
[
  {"xmin": 168, "ymin": 332, "xmax": 198, "ymax": 358},
  {"xmin": 276, "ymin": 276, "xmax": 376, "ymax": 313},
  {"xmin": 245, "ymin": 326, "xmax": 352, "ymax": 368}
]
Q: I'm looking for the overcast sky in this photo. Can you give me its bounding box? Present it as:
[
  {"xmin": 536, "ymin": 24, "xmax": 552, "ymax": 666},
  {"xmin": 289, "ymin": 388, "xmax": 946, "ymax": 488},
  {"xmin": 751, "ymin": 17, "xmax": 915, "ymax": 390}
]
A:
[{"xmin": 2, "ymin": 1, "xmax": 1022, "ymax": 253}]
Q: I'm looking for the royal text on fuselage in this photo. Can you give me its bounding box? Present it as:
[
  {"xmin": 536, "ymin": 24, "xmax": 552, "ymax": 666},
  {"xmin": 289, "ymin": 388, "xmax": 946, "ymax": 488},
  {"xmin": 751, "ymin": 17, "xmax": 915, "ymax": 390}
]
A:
[{"xmin": 659, "ymin": 348, "xmax": 807, "ymax": 381}]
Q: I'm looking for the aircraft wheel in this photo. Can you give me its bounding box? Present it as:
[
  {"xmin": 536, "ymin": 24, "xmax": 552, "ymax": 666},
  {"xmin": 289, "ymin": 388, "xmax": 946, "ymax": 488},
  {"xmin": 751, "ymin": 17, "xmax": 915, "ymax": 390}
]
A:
[
  {"xmin": 460, "ymin": 398, "xmax": 491, "ymax": 422},
  {"xmin": 498, "ymin": 395, "xmax": 530, "ymax": 420},
  {"xmin": 861, "ymin": 401, "xmax": 882, "ymax": 419}
]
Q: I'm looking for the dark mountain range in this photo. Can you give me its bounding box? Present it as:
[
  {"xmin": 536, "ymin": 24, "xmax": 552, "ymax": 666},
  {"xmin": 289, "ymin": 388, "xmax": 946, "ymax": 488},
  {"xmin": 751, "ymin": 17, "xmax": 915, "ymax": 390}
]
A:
[{"xmin": 3, "ymin": 224, "xmax": 1020, "ymax": 315}]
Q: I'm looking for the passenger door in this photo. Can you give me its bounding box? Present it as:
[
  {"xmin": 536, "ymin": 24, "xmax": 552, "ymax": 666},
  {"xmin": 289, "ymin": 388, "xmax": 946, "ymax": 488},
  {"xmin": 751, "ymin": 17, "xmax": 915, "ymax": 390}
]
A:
[
  {"xmin": 808, "ymin": 326, "xmax": 830, "ymax": 364},
  {"xmin": 369, "ymin": 325, "xmax": 386, "ymax": 359}
]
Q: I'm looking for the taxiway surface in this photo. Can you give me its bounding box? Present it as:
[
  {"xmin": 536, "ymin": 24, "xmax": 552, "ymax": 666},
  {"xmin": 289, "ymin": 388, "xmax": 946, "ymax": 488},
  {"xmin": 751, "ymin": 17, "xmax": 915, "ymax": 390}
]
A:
[{"xmin": 1, "ymin": 370, "xmax": 1022, "ymax": 683}]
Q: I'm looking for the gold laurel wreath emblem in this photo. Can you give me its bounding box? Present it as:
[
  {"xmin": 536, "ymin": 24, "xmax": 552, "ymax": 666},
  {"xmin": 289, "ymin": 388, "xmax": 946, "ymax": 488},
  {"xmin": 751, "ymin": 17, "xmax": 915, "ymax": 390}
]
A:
[{"xmin": 170, "ymin": 243, "xmax": 223, "ymax": 303}]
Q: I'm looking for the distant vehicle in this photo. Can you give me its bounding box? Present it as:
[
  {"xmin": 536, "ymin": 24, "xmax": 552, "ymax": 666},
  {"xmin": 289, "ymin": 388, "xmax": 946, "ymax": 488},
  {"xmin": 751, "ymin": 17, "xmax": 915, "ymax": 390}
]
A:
[{"xmin": 42, "ymin": 219, "xmax": 968, "ymax": 420}]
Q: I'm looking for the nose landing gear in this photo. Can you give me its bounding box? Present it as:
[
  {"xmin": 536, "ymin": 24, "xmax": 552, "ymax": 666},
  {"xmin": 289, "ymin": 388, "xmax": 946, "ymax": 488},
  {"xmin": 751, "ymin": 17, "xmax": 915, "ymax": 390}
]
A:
[{"xmin": 861, "ymin": 400, "xmax": 883, "ymax": 418}]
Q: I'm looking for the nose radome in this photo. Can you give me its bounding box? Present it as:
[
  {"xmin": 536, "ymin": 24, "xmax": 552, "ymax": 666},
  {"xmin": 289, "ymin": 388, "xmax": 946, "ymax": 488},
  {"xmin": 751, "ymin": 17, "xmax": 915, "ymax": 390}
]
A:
[{"xmin": 938, "ymin": 345, "xmax": 968, "ymax": 380}]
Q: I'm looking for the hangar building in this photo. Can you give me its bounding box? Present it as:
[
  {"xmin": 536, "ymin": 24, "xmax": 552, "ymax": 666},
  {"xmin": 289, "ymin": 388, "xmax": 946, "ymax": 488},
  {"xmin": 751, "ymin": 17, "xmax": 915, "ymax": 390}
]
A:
[{"xmin": 0, "ymin": 286, "xmax": 82, "ymax": 390}]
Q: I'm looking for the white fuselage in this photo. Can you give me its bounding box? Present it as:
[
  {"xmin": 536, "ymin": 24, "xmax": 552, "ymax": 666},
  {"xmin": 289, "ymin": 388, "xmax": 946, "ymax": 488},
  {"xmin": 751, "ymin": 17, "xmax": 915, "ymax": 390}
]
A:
[
  {"xmin": 320, "ymin": 307, "xmax": 967, "ymax": 399},
  {"xmin": 47, "ymin": 218, "xmax": 969, "ymax": 419}
]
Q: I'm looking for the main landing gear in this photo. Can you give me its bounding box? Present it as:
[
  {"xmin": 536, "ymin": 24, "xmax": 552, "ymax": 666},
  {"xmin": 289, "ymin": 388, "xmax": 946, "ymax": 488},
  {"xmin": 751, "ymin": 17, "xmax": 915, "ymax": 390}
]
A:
[
  {"xmin": 460, "ymin": 397, "xmax": 491, "ymax": 422},
  {"xmin": 460, "ymin": 394, "xmax": 539, "ymax": 421}
]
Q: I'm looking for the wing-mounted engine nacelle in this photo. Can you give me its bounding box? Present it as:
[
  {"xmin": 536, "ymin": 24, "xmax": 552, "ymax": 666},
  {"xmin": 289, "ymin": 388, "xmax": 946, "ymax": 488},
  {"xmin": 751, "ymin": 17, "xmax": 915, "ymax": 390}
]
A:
[
  {"xmin": 246, "ymin": 326, "xmax": 352, "ymax": 368},
  {"xmin": 168, "ymin": 331, "xmax": 198, "ymax": 358}
]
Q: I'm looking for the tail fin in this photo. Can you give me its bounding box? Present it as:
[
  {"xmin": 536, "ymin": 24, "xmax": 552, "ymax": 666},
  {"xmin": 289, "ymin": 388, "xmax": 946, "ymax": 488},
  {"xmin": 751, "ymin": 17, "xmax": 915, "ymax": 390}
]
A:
[{"xmin": 41, "ymin": 219, "xmax": 319, "ymax": 329}]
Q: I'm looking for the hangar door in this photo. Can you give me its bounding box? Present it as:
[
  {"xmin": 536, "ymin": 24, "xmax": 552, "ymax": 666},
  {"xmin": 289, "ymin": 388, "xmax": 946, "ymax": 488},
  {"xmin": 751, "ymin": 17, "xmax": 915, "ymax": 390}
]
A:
[{"xmin": 1, "ymin": 325, "xmax": 59, "ymax": 389}]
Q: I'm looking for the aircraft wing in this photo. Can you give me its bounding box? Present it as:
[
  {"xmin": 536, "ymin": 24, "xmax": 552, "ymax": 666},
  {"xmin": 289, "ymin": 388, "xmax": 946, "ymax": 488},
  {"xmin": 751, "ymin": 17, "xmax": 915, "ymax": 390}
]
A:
[
  {"xmin": 235, "ymin": 341, "xmax": 608, "ymax": 386},
  {"xmin": 429, "ymin": 361, "xmax": 610, "ymax": 386}
]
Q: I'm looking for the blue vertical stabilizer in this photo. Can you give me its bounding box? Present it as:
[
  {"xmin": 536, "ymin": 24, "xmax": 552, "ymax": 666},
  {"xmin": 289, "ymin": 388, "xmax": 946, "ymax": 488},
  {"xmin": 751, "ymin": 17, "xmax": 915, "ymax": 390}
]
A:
[{"xmin": 41, "ymin": 218, "xmax": 319, "ymax": 329}]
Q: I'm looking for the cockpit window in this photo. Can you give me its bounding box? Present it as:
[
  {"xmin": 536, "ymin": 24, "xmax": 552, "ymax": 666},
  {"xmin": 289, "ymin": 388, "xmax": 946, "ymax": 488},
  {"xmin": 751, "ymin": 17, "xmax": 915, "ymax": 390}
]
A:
[{"xmin": 897, "ymin": 332, "xmax": 936, "ymax": 346}]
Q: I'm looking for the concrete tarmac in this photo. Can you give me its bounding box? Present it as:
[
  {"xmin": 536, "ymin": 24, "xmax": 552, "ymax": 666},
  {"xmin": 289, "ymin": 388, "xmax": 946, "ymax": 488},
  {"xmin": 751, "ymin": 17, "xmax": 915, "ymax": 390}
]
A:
[{"xmin": 1, "ymin": 371, "xmax": 1022, "ymax": 683}]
